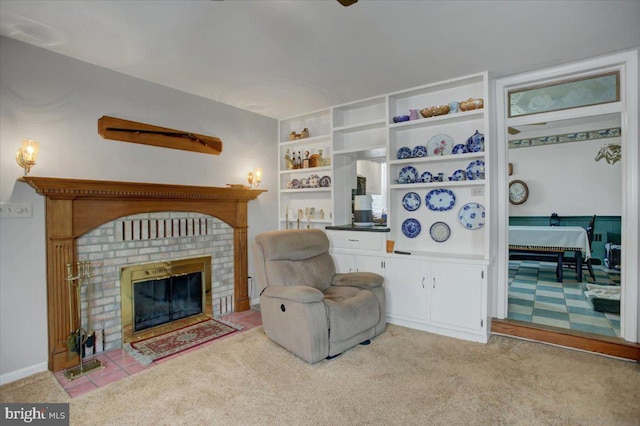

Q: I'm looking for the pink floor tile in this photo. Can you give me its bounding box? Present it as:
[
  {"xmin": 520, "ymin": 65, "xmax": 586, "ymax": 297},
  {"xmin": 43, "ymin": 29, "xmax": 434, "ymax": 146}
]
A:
[
  {"xmin": 90, "ymin": 368, "xmax": 128, "ymax": 387},
  {"xmin": 66, "ymin": 380, "xmax": 98, "ymax": 398},
  {"xmin": 122, "ymin": 361, "xmax": 151, "ymax": 375},
  {"xmin": 109, "ymin": 353, "xmax": 139, "ymax": 369}
]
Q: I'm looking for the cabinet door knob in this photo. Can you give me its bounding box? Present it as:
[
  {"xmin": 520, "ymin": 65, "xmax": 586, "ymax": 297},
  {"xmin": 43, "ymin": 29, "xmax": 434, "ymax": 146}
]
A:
[{"xmin": 348, "ymin": 239, "xmax": 359, "ymax": 242}]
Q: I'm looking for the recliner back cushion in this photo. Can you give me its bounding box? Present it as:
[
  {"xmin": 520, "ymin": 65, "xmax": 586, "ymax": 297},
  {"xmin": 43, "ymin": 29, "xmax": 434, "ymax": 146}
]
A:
[
  {"xmin": 264, "ymin": 254, "xmax": 335, "ymax": 292},
  {"xmin": 255, "ymin": 229, "xmax": 336, "ymax": 292}
]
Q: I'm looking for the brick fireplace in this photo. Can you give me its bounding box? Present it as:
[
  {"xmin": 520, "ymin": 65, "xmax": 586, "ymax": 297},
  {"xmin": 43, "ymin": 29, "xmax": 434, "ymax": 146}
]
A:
[
  {"xmin": 77, "ymin": 213, "xmax": 234, "ymax": 351},
  {"xmin": 21, "ymin": 177, "xmax": 265, "ymax": 372}
]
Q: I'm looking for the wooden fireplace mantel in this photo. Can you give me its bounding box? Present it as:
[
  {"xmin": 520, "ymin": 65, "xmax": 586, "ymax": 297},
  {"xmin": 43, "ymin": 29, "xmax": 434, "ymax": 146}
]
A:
[{"xmin": 20, "ymin": 176, "xmax": 266, "ymax": 371}]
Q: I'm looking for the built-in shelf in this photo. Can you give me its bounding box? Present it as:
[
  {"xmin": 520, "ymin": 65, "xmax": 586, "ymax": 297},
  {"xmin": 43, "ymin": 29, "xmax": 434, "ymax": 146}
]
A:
[{"xmin": 280, "ymin": 166, "xmax": 331, "ymax": 175}]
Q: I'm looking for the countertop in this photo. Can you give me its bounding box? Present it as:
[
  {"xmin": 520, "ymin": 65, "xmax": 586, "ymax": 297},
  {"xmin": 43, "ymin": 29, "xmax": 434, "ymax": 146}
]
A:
[{"xmin": 325, "ymin": 224, "xmax": 390, "ymax": 232}]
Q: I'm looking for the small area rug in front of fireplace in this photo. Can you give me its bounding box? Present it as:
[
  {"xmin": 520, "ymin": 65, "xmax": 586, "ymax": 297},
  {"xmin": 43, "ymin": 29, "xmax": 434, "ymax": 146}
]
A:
[{"xmin": 126, "ymin": 319, "xmax": 242, "ymax": 365}]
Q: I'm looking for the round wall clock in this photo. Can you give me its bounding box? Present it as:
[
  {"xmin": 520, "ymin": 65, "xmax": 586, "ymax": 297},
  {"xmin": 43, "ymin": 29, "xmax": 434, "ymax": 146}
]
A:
[{"xmin": 509, "ymin": 180, "xmax": 529, "ymax": 205}]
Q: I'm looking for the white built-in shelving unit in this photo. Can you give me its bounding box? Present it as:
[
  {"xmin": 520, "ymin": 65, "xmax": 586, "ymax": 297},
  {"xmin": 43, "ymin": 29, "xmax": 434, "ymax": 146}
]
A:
[{"xmin": 278, "ymin": 72, "xmax": 492, "ymax": 343}]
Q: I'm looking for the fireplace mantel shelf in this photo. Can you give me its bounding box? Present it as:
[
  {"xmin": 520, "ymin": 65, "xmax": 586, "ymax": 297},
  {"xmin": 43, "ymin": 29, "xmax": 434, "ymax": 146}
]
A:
[
  {"xmin": 20, "ymin": 176, "xmax": 266, "ymax": 372},
  {"xmin": 20, "ymin": 176, "xmax": 266, "ymax": 201}
]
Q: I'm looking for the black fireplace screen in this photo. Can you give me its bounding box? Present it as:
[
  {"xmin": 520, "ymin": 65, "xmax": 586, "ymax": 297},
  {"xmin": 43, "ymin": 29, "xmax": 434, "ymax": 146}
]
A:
[{"xmin": 133, "ymin": 272, "xmax": 203, "ymax": 332}]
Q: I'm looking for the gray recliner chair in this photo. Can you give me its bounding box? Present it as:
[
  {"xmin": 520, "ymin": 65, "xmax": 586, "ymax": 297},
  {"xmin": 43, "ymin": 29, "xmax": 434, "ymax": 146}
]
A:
[{"xmin": 252, "ymin": 229, "xmax": 386, "ymax": 363}]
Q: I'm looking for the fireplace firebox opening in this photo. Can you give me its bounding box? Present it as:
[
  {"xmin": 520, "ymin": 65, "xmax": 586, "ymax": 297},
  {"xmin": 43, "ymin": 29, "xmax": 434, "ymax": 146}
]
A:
[{"xmin": 121, "ymin": 256, "xmax": 212, "ymax": 344}]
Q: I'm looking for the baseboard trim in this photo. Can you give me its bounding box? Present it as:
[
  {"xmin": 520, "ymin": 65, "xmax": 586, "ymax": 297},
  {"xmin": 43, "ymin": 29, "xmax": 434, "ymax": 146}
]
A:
[
  {"xmin": 0, "ymin": 362, "xmax": 48, "ymax": 386},
  {"xmin": 491, "ymin": 319, "xmax": 640, "ymax": 362}
]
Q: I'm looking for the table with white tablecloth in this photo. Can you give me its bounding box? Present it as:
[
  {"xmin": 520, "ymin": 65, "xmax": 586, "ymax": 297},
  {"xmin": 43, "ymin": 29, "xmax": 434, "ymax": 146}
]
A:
[{"xmin": 509, "ymin": 225, "xmax": 590, "ymax": 282}]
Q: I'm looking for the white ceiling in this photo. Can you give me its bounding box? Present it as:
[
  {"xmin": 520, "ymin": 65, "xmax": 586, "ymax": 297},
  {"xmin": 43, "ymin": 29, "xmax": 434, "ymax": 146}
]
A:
[{"xmin": 1, "ymin": 0, "xmax": 639, "ymax": 120}]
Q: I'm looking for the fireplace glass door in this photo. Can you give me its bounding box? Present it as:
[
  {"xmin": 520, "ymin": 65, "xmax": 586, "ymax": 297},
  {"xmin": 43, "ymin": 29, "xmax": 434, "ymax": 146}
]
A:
[{"xmin": 133, "ymin": 272, "xmax": 203, "ymax": 332}]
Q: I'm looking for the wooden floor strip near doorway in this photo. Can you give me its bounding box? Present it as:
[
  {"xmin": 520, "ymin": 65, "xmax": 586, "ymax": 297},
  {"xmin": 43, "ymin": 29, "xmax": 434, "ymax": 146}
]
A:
[{"xmin": 492, "ymin": 319, "xmax": 640, "ymax": 362}]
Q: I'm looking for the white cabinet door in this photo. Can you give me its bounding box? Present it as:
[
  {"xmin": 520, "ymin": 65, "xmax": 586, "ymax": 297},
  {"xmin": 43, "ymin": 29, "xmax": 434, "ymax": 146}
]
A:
[
  {"xmin": 429, "ymin": 261, "xmax": 485, "ymax": 333},
  {"xmin": 331, "ymin": 252, "xmax": 356, "ymax": 273},
  {"xmin": 384, "ymin": 257, "xmax": 428, "ymax": 321},
  {"xmin": 354, "ymin": 254, "xmax": 384, "ymax": 275}
]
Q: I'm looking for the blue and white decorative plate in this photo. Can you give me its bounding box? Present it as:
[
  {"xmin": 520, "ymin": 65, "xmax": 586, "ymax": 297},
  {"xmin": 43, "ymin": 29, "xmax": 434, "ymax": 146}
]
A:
[
  {"xmin": 402, "ymin": 218, "xmax": 422, "ymax": 238},
  {"xmin": 398, "ymin": 166, "xmax": 418, "ymax": 184},
  {"xmin": 449, "ymin": 169, "xmax": 467, "ymax": 181},
  {"xmin": 466, "ymin": 130, "xmax": 485, "ymax": 153},
  {"xmin": 290, "ymin": 178, "xmax": 300, "ymax": 189},
  {"xmin": 419, "ymin": 171, "xmax": 433, "ymax": 183},
  {"xmin": 402, "ymin": 192, "xmax": 421, "ymax": 211},
  {"xmin": 412, "ymin": 145, "xmax": 428, "ymax": 158},
  {"xmin": 452, "ymin": 143, "xmax": 467, "ymax": 154},
  {"xmin": 458, "ymin": 203, "xmax": 485, "ymax": 230},
  {"xmin": 429, "ymin": 221, "xmax": 451, "ymax": 243},
  {"xmin": 319, "ymin": 175, "xmax": 331, "ymax": 187},
  {"xmin": 425, "ymin": 188, "xmax": 456, "ymax": 211},
  {"xmin": 397, "ymin": 147, "xmax": 412, "ymax": 159},
  {"xmin": 426, "ymin": 134, "xmax": 454, "ymax": 156},
  {"xmin": 466, "ymin": 160, "xmax": 485, "ymax": 180}
]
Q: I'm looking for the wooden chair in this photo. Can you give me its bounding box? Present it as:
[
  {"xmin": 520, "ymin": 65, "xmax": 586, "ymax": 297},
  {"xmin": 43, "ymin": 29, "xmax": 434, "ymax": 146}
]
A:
[{"xmin": 563, "ymin": 215, "xmax": 598, "ymax": 281}]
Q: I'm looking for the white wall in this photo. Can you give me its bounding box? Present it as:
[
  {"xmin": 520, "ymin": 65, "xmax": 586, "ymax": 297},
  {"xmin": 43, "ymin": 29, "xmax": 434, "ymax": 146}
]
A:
[
  {"xmin": 508, "ymin": 136, "xmax": 622, "ymax": 217},
  {"xmin": 0, "ymin": 37, "xmax": 278, "ymax": 382}
]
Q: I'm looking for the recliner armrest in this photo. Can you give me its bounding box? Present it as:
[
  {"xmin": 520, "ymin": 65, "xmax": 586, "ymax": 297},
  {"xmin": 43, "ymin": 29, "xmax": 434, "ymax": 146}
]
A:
[
  {"xmin": 261, "ymin": 285, "xmax": 324, "ymax": 303},
  {"xmin": 332, "ymin": 272, "xmax": 383, "ymax": 289}
]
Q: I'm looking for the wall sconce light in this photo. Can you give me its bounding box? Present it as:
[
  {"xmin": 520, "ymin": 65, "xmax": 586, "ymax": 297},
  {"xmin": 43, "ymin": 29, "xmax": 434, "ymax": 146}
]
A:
[
  {"xmin": 247, "ymin": 168, "xmax": 263, "ymax": 188},
  {"xmin": 16, "ymin": 139, "xmax": 40, "ymax": 176}
]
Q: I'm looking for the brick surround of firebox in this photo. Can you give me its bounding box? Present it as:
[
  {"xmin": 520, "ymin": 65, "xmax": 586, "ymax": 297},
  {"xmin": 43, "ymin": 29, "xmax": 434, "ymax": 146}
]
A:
[{"xmin": 76, "ymin": 212, "xmax": 235, "ymax": 352}]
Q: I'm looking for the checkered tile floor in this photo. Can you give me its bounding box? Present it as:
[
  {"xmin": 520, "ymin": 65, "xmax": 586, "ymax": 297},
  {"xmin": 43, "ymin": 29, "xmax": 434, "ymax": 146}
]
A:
[{"xmin": 508, "ymin": 261, "xmax": 621, "ymax": 337}]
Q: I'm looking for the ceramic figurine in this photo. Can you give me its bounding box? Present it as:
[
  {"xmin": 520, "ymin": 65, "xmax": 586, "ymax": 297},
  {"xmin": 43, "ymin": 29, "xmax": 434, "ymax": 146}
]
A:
[
  {"xmin": 302, "ymin": 151, "xmax": 310, "ymax": 169},
  {"xmin": 300, "ymin": 128, "xmax": 309, "ymax": 138},
  {"xmin": 319, "ymin": 209, "xmax": 325, "ymax": 220},
  {"xmin": 284, "ymin": 149, "xmax": 294, "ymax": 170},
  {"xmin": 409, "ymin": 109, "xmax": 419, "ymax": 120},
  {"xmin": 289, "ymin": 131, "xmax": 297, "ymax": 141}
]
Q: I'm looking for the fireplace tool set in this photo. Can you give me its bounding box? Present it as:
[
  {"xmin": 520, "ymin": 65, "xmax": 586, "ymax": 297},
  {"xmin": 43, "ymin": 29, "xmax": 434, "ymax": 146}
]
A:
[{"xmin": 64, "ymin": 261, "xmax": 104, "ymax": 380}]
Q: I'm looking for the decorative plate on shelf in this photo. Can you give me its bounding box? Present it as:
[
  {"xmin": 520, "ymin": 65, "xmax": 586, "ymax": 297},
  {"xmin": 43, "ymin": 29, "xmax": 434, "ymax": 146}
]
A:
[
  {"xmin": 419, "ymin": 171, "xmax": 433, "ymax": 183},
  {"xmin": 412, "ymin": 145, "xmax": 428, "ymax": 158},
  {"xmin": 426, "ymin": 134, "xmax": 454, "ymax": 156},
  {"xmin": 402, "ymin": 192, "xmax": 421, "ymax": 211},
  {"xmin": 458, "ymin": 203, "xmax": 486, "ymax": 230},
  {"xmin": 466, "ymin": 160, "xmax": 485, "ymax": 180},
  {"xmin": 425, "ymin": 188, "xmax": 456, "ymax": 211},
  {"xmin": 429, "ymin": 222, "xmax": 451, "ymax": 242},
  {"xmin": 465, "ymin": 130, "xmax": 485, "ymax": 153},
  {"xmin": 308, "ymin": 174, "xmax": 320, "ymax": 188},
  {"xmin": 290, "ymin": 178, "xmax": 300, "ymax": 189},
  {"xmin": 397, "ymin": 147, "xmax": 412, "ymax": 159},
  {"xmin": 300, "ymin": 177, "xmax": 309, "ymax": 188},
  {"xmin": 319, "ymin": 175, "xmax": 331, "ymax": 187},
  {"xmin": 401, "ymin": 218, "xmax": 422, "ymax": 238},
  {"xmin": 398, "ymin": 166, "xmax": 418, "ymax": 184},
  {"xmin": 452, "ymin": 144, "xmax": 467, "ymax": 154},
  {"xmin": 449, "ymin": 169, "xmax": 467, "ymax": 181}
]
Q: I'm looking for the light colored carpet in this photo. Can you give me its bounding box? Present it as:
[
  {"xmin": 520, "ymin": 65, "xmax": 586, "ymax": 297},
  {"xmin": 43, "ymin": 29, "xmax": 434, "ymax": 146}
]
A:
[{"xmin": 2, "ymin": 325, "xmax": 639, "ymax": 425}]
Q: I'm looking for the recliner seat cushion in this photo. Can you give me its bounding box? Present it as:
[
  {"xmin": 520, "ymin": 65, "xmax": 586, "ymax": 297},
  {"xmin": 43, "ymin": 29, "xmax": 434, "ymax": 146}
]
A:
[{"xmin": 323, "ymin": 286, "xmax": 380, "ymax": 342}]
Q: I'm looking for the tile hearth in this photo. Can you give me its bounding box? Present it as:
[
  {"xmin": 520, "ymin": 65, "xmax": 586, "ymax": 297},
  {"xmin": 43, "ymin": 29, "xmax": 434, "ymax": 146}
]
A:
[{"xmin": 54, "ymin": 310, "xmax": 262, "ymax": 398}]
